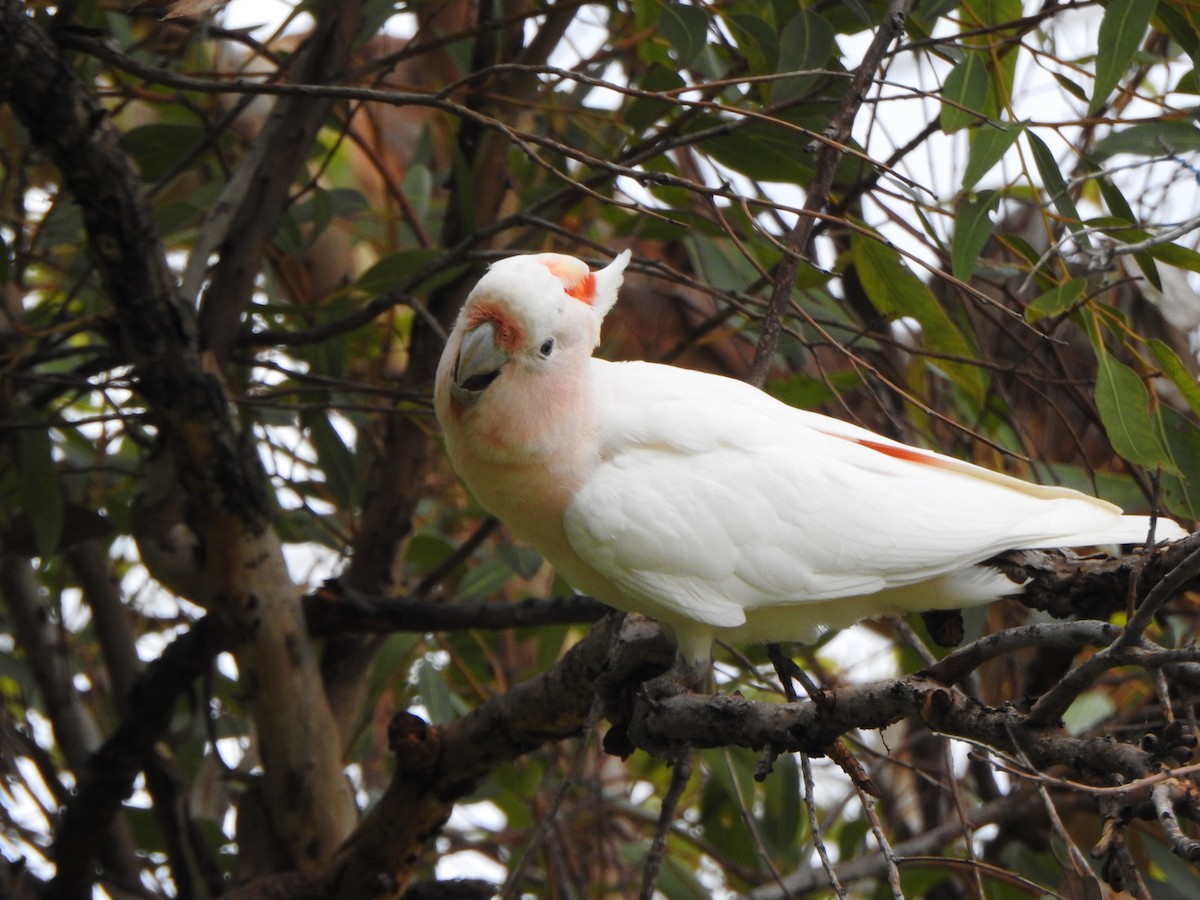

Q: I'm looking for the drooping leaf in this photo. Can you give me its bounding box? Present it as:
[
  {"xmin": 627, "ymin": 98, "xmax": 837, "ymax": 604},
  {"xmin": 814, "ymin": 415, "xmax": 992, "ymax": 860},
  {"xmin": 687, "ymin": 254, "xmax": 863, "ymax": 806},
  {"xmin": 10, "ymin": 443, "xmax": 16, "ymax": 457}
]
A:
[
  {"xmin": 456, "ymin": 558, "xmax": 514, "ymax": 601},
  {"xmin": 1090, "ymin": 120, "xmax": 1200, "ymax": 161},
  {"xmin": 1025, "ymin": 277, "xmax": 1086, "ymax": 321},
  {"xmin": 951, "ymin": 189, "xmax": 1001, "ymax": 281},
  {"xmin": 415, "ymin": 658, "xmax": 460, "ymax": 725},
  {"xmin": 941, "ymin": 52, "xmax": 990, "ymax": 132},
  {"xmin": 726, "ymin": 13, "xmax": 779, "ymax": 74},
  {"xmin": 306, "ymin": 413, "xmax": 360, "ymax": 509},
  {"xmin": 354, "ymin": 249, "xmax": 466, "ymax": 295},
  {"xmin": 772, "ymin": 10, "xmax": 835, "ymax": 103},
  {"xmin": 962, "ymin": 120, "xmax": 1024, "ymax": 191},
  {"xmin": 851, "ymin": 231, "xmax": 985, "ymax": 401},
  {"xmin": 1088, "ymin": 217, "xmax": 1200, "ymax": 273},
  {"xmin": 761, "ymin": 750, "xmax": 802, "ymax": 853},
  {"xmin": 1091, "ymin": 0, "xmax": 1159, "ymax": 114},
  {"xmin": 1159, "ymin": 407, "xmax": 1200, "ymax": 519},
  {"xmin": 1149, "ymin": 339, "xmax": 1200, "ymax": 417},
  {"xmin": 15, "ymin": 416, "xmax": 63, "ymax": 557},
  {"xmin": 658, "ymin": 3, "xmax": 710, "ymax": 68},
  {"xmin": 701, "ymin": 118, "xmax": 817, "ymax": 184},
  {"xmin": 1027, "ymin": 131, "xmax": 1088, "ymax": 244},
  {"xmin": 1093, "ymin": 348, "xmax": 1173, "ymax": 470},
  {"xmin": 124, "ymin": 123, "xmax": 211, "ymax": 183},
  {"xmin": 1095, "ymin": 177, "xmax": 1161, "ymax": 288}
]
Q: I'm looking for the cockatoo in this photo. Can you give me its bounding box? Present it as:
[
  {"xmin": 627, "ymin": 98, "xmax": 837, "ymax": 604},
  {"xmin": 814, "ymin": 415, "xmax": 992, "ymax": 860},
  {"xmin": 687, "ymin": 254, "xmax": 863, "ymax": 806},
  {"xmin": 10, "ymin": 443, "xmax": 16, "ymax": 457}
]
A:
[{"xmin": 434, "ymin": 250, "xmax": 1188, "ymax": 664}]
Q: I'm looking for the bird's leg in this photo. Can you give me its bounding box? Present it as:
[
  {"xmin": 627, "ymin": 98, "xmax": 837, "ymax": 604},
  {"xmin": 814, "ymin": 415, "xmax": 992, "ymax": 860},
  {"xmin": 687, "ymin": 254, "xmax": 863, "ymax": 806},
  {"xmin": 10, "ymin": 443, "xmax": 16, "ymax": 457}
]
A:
[
  {"xmin": 767, "ymin": 642, "xmax": 832, "ymax": 709},
  {"xmin": 639, "ymin": 651, "xmax": 709, "ymax": 707}
]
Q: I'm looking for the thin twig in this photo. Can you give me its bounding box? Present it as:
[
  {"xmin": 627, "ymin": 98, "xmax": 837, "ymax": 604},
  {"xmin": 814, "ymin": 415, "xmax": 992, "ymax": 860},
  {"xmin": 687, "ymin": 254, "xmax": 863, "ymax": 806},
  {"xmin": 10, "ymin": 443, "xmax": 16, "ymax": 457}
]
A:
[
  {"xmin": 1030, "ymin": 543, "xmax": 1200, "ymax": 724},
  {"xmin": 801, "ymin": 752, "xmax": 848, "ymax": 900},
  {"xmin": 639, "ymin": 749, "xmax": 693, "ymax": 900},
  {"xmin": 498, "ymin": 697, "xmax": 603, "ymax": 900},
  {"xmin": 749, "ymin": 0, "xmax": 913, "ymax": 386},
  {"xmin": 857, "ymin": 787, "xmax": 903, "ymax": 900}
]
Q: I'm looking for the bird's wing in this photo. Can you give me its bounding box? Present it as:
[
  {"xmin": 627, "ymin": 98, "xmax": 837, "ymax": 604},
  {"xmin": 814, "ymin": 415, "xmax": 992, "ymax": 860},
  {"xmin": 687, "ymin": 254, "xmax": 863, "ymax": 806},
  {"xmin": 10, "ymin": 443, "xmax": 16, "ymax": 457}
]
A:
[{"xmin": 564, "ymin": 360, "xmax": 1160, "ymax": 624}]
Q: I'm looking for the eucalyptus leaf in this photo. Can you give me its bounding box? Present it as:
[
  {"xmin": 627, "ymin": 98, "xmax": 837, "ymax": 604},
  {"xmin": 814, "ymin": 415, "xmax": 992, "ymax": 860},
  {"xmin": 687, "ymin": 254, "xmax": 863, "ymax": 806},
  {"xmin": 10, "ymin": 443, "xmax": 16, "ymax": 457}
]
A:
[
  {"xmin": 658, "ymin": 3, "xmax": 710, "ymax": 67},
  {"xmin": 1090, "ymin": 0, "xmax": 1158, "ymax": 115},
  {"xmin": 962, "ymin": 121, "xmax": 1023, "ymax": 191},
  {"xmin": 852, "ymin": 232, "xmax": 985, "ymax": 401},
  {"xmin": 15, "ymin": 416, "xmax": 63, "ymax": 557},
  {"xmin": 1094, "ymin": 349, "xmax": 1173, "ymax": 470},
  {"xmin": 951, "ymin": 190, "xmax": 1000, "ymax": 282}
]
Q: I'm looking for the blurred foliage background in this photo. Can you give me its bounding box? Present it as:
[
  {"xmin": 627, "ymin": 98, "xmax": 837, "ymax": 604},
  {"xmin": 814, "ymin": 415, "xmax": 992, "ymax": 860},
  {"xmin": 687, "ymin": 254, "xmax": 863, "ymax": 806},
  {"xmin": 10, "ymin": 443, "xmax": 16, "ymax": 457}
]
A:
[{"xmin": 3, "ymin": 0, "xmax": 1200, "ymax": 897}]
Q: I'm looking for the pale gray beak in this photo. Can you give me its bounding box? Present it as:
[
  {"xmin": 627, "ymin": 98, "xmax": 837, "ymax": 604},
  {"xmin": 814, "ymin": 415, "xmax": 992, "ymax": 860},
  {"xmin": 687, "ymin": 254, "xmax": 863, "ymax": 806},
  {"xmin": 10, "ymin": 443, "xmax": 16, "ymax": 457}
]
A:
[{"xmin": 450, "ymin": 320, "xmax": 507, "ymax": 407}]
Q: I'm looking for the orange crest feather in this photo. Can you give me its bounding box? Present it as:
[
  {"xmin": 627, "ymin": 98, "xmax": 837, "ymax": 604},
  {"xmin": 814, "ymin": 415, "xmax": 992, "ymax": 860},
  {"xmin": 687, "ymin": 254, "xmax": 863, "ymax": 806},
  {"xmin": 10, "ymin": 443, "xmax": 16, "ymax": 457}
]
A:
[{"xmin": 540, "ymin": 257, "xmax": 596, "ymax": 304}]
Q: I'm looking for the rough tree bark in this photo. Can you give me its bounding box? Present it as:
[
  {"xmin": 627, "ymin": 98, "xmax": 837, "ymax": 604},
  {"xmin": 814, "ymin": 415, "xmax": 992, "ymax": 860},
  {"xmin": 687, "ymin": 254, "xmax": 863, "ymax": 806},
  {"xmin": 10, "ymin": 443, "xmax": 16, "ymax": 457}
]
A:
[{"xmin": 0, "ymin": 3, "xmax": 355, "ymax": 887}]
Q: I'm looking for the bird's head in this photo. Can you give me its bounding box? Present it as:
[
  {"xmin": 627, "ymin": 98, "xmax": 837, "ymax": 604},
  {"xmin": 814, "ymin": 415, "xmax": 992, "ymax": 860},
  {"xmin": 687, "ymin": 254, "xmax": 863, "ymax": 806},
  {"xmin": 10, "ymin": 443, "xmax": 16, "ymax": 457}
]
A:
[{"xmin": 438, "ymin": 250, "xmax": 631, "ymax": 411}]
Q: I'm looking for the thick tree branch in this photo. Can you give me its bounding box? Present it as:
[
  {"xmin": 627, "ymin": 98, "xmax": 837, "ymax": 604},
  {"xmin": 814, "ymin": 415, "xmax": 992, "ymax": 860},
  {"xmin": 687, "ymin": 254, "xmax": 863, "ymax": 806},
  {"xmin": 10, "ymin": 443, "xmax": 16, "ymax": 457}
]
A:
[
  {"xmin": 303, "ymin": 581, "xmax": 609, "ymax": 634},
  {"xmin": 325, "ymin": 612, "xmax": 636, "ymax": 899},
  {"xmin": 0, "ymin": 2, "xmax": 354, "ymax": 877},
  {"xmin": 48, "ymin": 615, "xmax": 230, "ymax": 899},
  {"xmin": 188, "ymin": 0, "xmax": 368, "ymax": 361}
]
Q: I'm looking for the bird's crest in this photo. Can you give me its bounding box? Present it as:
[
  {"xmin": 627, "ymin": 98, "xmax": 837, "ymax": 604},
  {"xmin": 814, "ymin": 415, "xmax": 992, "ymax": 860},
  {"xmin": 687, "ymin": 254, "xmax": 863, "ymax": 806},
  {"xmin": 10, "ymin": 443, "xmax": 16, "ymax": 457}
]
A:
[
  {"xmin": 525, "ymin": 250, "xmax": 631, "ymax": 319},
  {"xmin": 537, "ymin": 256, "xmax": 597, "ymax": 304}
]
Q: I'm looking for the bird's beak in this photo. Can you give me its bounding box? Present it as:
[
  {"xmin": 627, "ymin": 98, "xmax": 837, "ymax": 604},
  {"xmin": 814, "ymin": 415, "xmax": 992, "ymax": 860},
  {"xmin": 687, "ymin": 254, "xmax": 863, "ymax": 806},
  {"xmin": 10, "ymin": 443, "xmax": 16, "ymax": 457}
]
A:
[{"xmin": 450, "ymin": 320, "xmax": 507, "ymax": 407}]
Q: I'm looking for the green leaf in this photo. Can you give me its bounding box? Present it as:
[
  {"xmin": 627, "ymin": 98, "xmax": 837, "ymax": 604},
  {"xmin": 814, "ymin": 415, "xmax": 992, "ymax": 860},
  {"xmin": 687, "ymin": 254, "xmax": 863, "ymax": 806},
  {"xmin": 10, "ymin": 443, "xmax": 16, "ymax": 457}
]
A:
[
  {"xmin": 1027, "ymin": 131, "xmax": 1088, "ymax": 244},
  {"xmin": 726, "ymin": 13, "xmax": 778, "ymax": 73},
  {"xmin": 851, "ymin": 232, "xmax": 985, "ymax": 401},
  {"xmin": 940, "ymin": 52, "xmax": 990, "ymax": 132},
  {"xmin": 306, "ymin": 414, "xmax": 360, "ymax": 508},
  {"xmin": 1064, "ymin": 690, "xmax": 1116, "ymax": 735},
  {"xmin": 1088, "ymin": 217, "xmax": 1200, "ymax": 274},
  {"xmin": 498, "ymin": 544, "xmax": 543, "ymax": 580},
  {"xmin": 772, "ymin": 10, "xmax": 835, "ymax": 103},
  {"xmin": 1149, "ymin": 339, "xmax": 1200, "ymax": 417},
  {"xmin": 1025, "ymin": 277, "xmax": 1085, "ymax": 321},
  {"xmin": 354, "ymin": 249, "xmax": 465, "ymax": 296},
  {"xmin": 702, "ymin": 119, "xmax": 817, "ymax": 184},
  {"xmin": 1091, "ymin": 120, "xmax": 1200, "ymax": 161},
  {"xmin": 1090, "ymin": 0, "xmax": 1158, "ymax": 115},
  {"xmin": 1159, "ymin": 407, "xmax": 1200, "ymax": 519},
  {"xmin": 415, "ymin": 659, "xmax": 459, "ymax": 725},
  {"xmin": 1095, "ymin": 178, "xmax": 1161, "ymax": 288},
  {"xmin": 951, "ymin": 189, "xmax": 1001, "ymax": 281},
  {"xmin": 124, "ymin": 123, "xmax": 210, "ymax": 183},
  {"xmin": 1093, "ymin": 348, "xmax": 1172, "ymax": 469},
  {"xmin": 15, "ymin": 416, "xmax": 63, "ymax": 557},
  {"xmin": 767, "ymin": 369, "xmax": 863, "ymax": 410},
  {"xmin": 457, "ymin": 558, "xmax": 512, "ymax": 601},
  {"xmin": 962, "ymin": 121, "xmax": 1023, "ymax": 191},
  {"xmin": 761, "ymin": 751, "xmax": 802, "ymax": 852},
  {"xmin": 658, "ymin": 3, "xmax": 710, "ymax": 67},
  {"xmin": 627, "ymin": 66, "xmax": 686, "ymax": 133},
  {"xmin": 1052, "ymin": 71, "xmax": 1089, "ymax": 102}
]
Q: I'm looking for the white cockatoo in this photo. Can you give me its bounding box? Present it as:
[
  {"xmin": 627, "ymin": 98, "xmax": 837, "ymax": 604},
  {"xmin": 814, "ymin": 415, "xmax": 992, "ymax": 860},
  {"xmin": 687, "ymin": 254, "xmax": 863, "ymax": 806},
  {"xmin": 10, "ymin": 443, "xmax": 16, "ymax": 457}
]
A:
[{"xmin": 434, "ymin": 250, "xmax": 1188, "ymax": 664}]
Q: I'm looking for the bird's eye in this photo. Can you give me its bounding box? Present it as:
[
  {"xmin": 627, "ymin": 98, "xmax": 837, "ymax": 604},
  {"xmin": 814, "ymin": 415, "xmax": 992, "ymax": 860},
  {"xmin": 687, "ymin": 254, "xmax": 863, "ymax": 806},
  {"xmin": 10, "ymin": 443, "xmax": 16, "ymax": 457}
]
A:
[{"xmin": 538, "ymin": 338, "xmax": 555, "ymax": 358}]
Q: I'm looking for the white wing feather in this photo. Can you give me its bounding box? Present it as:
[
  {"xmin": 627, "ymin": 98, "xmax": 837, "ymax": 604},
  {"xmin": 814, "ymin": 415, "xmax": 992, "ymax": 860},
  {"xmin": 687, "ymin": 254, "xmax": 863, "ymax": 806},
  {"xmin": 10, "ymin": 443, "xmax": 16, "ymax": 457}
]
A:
[{"xmin": 564, "ymin": 359, "xmax": 1180, "ymax": 630}]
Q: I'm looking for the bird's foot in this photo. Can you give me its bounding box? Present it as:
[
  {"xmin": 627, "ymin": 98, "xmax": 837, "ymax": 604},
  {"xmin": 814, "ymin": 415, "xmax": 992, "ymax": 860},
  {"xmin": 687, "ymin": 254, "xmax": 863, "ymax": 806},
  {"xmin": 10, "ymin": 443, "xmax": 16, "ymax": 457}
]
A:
[{"xmin": 766, "ymin": 642, "xmax": 832, "ymax": 709}]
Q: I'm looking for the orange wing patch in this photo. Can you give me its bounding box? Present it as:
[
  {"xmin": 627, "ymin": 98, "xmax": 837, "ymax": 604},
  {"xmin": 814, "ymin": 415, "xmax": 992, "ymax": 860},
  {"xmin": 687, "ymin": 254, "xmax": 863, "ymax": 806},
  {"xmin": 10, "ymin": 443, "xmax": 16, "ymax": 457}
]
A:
[
  {"xmin": 852, "ymin": 437, "xmax": 951, "ymax": 468},
  {"xmin": 540, "ymin": 256, "xmax": 596, "ymax": 304}
]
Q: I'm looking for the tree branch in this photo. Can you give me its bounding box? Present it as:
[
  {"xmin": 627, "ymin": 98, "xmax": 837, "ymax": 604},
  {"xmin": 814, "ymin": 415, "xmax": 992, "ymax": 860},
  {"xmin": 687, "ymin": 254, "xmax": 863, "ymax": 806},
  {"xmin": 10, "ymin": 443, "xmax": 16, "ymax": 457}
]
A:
[
  {"xmin": 0, "ymin": 2, "xmax": 355, "ymax": 874},
  {"xmin": 749, "ymin": 0, "xmax": 913, "ymax": 386},
  {"xmin": 325, "ymin": 612, "xmax": 635, "ymax": 899},
  {"xmin": 303, "ymin": 581, "xmax": 609, "ymax": 635},
  {"xmin": 188, "ymin": 0, "xmax": 368, "ymax": 361}
]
